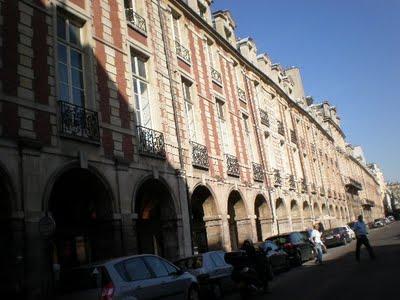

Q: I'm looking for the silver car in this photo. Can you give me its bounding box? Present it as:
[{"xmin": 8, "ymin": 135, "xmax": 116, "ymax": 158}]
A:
[{"xmin": 56, "ymin": 254, "xmax": 199, "ymax": 300}]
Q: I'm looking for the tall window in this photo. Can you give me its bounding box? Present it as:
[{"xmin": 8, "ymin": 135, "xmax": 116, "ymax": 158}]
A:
[
  {"xmin": 242, "ymin": 113, "xmax": 254, "ymax": 161},
  {"xmin": 206, "ymin": 42, "xmax": 214, "ymax": 67},
  {"xmin": 57, "ymin": 14, "xmax": 84, "ymax": 106},
  {"xmin": 172, "ymin": 14, "xmax": 181, "ymax": 43},
  {"xmin": 182, "ymin": 79, "xmax": 196, "ymax": 141},
  {"xmin": 216, "ymin": 99, "xmax": 230, "ymax": 153},
  {"xmin": 198, "ymin": 1, "xmax": 207, "ymax": 20},
  {"xmin": 131, "ymin": 52, "xmax": 151, "ymax": 128}
]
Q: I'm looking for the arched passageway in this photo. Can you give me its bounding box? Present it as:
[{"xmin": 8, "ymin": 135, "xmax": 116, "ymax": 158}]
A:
[
  {"xmin": 48, "ymin": 167, "xmax": 120, "ymax": 269},
  {"xmin": 290, "ymin": 200, "xmax": 302, "ymax": 231},
  {"xmin": 303, "ymin": 201, "xmax": 313, "ymax": 229},
  {"xmin": 228, "ymin": 191, "xmax": 250, "ymax": 250},
  {"xmin": 191, "ymin": 185, "xmax": 222, "ymax": 253},
  {"xmin": 0, "ymin": 166, "xmax": 16, "ymax": 296},
  {"xmin": 276, "ymin": 198, "xmax": 290, "ymax": 234},
  {"xmin": 135, "ymin": 178, "xmax": 179, "ymax": 260},
  {"xmin": 254, "ymin": 194, "xmax": 273, "ymax": 241}
]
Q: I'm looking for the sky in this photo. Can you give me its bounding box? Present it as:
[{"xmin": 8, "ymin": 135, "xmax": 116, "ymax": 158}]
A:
[{"xmin": 212, "ymin": 0, "xmax": 400, "ymax": 182}]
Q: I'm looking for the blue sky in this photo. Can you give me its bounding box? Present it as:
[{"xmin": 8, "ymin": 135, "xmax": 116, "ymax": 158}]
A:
[{"xmin": 212, "ymin": 0, "xmax": 400, "ymax": 182}]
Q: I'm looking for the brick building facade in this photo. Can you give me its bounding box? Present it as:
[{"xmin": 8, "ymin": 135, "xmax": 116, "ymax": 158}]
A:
[{"xmin": 0, "ymin": 0, "xmax": 385, "ymax": 297}]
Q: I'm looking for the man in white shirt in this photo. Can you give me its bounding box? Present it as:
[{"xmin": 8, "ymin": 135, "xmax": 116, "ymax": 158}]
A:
[
  {"xmin": 310, "ymin": 224, "xmax": 323, "ymax": 265},
  {"xmin": 353, "ymin": 215, "xmax": 376, "ymax": 262}
]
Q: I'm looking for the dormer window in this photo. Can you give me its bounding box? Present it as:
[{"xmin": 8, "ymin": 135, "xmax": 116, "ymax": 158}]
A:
[
  {"xmin": 224, "ymin": 27, "xmax": 232, "ymax": 43},
  {"xmin": 198, "ymin": 1, "xmax": 207, "ymax": 20}
]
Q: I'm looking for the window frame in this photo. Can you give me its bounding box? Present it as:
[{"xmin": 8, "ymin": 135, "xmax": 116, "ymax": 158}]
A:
[{"xmin": 181, "ymin": 78, "xmax": 197, "ymax": 141}]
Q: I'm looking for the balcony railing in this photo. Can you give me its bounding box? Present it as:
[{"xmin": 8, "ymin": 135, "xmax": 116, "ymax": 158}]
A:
[
  {"xmin": 290, "ymin": 130, "xmax": 297, "ymax": 144},
  {"xmin": 191, "ymin": 141, "xmax": 209, "ymax": 170},
  {"xmin": 58, "ymin": 101, "xmax": 100, "ymax": 142},
  {"xmin": 277, "ymin": 121, "xmax": 285, "ymax": 136},
  {"xmin": 252, "ymin": 162, "xmax": 264, "ymax": 182},
  {"xmin": 288, "ymin": 175, "xmax": 296, "ymax": 190},
  {"xmin": 125, "ymin": 8, "xmax": 147, "ymax": 34},
  {"xmin": 211, "ymin": 67, "xmax": 222, "ymax": 85},
  {"xmin": 273, "ymin": 169, "xmax": 282, "ymax": 187},
  {"xmin": 301, "ymin": 178, "xmax": 307, "ymax": 193},
  {"xmin": 175, "ymin": 40, "xmax": 191, "ymax": 64},
  {"xmin": 260, "ymin": 109, "xmax": 270, "ymax": 127},
  {"xmin": 226, "ymin": 154, "xmax": 240, "ymax": 177},
  {"xmin": 237, "ymin": 87, "xmax": 246, "ymax": 101},
  {"xmin": 137, "ymin": 126, "xmax": 166, "ymax": 159}
]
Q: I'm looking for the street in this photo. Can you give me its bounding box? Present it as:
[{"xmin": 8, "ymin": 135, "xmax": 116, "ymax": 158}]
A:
[{"xmin": 228, "ymin": 222, "xmax": 400, "ymax": 300}]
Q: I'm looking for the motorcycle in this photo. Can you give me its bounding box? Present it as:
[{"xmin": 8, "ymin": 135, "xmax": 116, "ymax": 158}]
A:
[{"xmin": 224, "ymin": 251, "xmax": 269, "ymax": 299}]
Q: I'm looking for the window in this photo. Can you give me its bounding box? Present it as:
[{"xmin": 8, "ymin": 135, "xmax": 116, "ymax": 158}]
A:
[
  {"xmin": 143, "ymin": 256, "xmax": 169, "ymax": 277},
  {"xmin": 182, "ymin": 79, "xmax": 196, "ymax": 140},
  {"xmin": 216, "ymin": 99, "xmax": 230, "ymax": 153},
  {"xmin": 205, "ymin": 41, "xmax": 214, "ymax": 67},
  {"xmin": 198, "ymin": 1, "xmax": 207, "ymax": 20},
  {"xmin": 242, "ymin": 113, "xmax": 254, "ymax": 161},
  {"xmin": 57, "ymin": 14, "xmax": 85, "ymax": 106},
  {"xmin": 216, "ymin": 99, "xmax": 225, "ymax": 120},
  {"xmin": 121, "ymin": 258, "xmax": 152, "ymax": 281},
  {"xmin": 172, "ymin": 13, "xmax": 181, "ymax": 43},
  {"xmin": 210, "ymin": 253, "xmax": 226, "ymax": 267},
  {"xmin": 131, "ymin": 52, "xmax": 151, "ymax": 127}
]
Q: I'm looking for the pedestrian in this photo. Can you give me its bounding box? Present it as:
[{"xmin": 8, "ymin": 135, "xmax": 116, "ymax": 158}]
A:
[
  {"xmin": 310, "ymin": 224, "xmax": 323, "ymax": 265},
  {"xmin": 353, "ymin": 215, "xmax": 376, "ymax": 262}
]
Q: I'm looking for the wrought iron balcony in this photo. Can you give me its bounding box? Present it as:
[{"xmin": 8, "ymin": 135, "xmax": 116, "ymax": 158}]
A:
[
  {"xmin": 346, "ymin": 177, "xmax": 363, "ymax": 191},
  {"xmin": 211, "ymin": 67, "xmax": 222, "ymax": 85},
  {"xmin": 301, "ymin": 178, "xmax": 307, "ymax": 193},
  {"xmin": 311, "ymin": 183, "xmax": 317, "ymax": 194},
  {"xmin": 58, "ymin": 101, "xmax": 100, "ymax": 142},
  {"xmin": 175, "ymin": 40, "xmax": 191, "ymax": 64},
  {"xmin": 252, "ymin": 162, "xmax": 264, "ymax": 182},
  {"xmin": 226, "ymin": 154, "xmax": 240, "ymax": 177},
  {"xmin": 290, "ymin": 130, "xmax": 297, "ymax": 144},
  {"xmin": 125, "ymin": 8, "xmax": 147, "ymax": 34},
  {"xmin": 137, "ymin": 126, "xmax": 166, "ymax": 159},
  {"xmin": 237, "ymin": 87, "xmax": 246, "ymax": 101},
  {"xmin": 260, "ymin": 109, "xmax": 270, "ymax": 127},
  {"xmin": 277, "ymin": 121, "xmax": 285, "ymax": 136},
  {"xmin": 191, "ymin": 141, "xmax": 209, "ymax": 170},
  {"xmin": 273, "ymin": 169, "xmax": 282, "ymax": 187},
  {"xmin": 288, "ymin": 175, "xmax": 296, "ymax": 190}
]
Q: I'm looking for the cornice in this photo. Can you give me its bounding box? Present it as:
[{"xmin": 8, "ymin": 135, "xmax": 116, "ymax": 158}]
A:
[
  {"xmin": 324, "ymin": 117, "xmax": 346, "ymax": 138},
  {"xmin": 170, "ymin": 0, "xmax": 334, "ymax": 142}
]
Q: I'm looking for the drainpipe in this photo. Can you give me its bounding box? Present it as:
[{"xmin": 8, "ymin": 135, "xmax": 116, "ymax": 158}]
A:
[{"xmin": 157, "ymin": 0, "xmax": 194, "ymax": 255}]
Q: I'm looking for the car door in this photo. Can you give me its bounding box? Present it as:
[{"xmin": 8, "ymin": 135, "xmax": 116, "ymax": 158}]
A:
[
  {"xmin": 270, "ymin": 241, "xmax": 285, "ymax": 268},
  {"xmin": 115, "ymin": 257, "xmax": 158, "ymax": 300},
  {"xmin": 144, "ymin": 256, "xmax": 187, "ymax": 300}
]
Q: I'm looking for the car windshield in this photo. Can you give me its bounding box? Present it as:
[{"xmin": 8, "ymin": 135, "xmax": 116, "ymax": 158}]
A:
[
  {"xmin": 269, "ymin": 235, "xmax": 290, "ymax": 246},
  {"xmin": 175, "ymin": 256, "xmax": 203, "ymax": 270}
]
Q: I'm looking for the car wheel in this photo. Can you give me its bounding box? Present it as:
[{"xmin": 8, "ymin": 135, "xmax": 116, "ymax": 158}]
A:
[
  {"xmin": 188, "ymin": 286, "xmax": 200, "ymax": 300},
  {"xmin": 295, "ymin": 252, "xmax": 302, "ymax": 266},
  {"xmin": 212, "ymin": 282, "xmax": 223, "ymax": 299}
]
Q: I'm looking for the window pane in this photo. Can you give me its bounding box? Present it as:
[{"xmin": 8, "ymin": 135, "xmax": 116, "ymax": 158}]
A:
[
  {"xmin": 59, "ymin": 83, "xmax": 69, "ymax": 102},
  {"xmin": 162, "ymin": 261, "xmax": 178, "ymax": 275},
  {"xmin": 143, "ymin": 257, "xmax": 169, "ymax": 278},
  {"xmin": 58, "ymin": 44, "xmax": 67, "ymax": 64},
  {"xmin": 139, "ymin": 81, "xmax": 148, "ymax": 97},
  {"xmin": 57, "ymin": 17, "xmax": 66, "ymax": 40},
  {"xmin": 71, "ymin": 50, "xmax": 82, "ymax": 69},
  {"xmin": 58, "ymin": 63, "xmax": 69, "ymax": 84},
  {"xmin": 72, "ymin": 69, "xmax": 84, "ymax": 88},
  {"xmin": 72, "ymin": 88, "xmax": 84, "ymax": 106},
  {"xmin": 69, "ymin": 23, "xmax": 81, "ymax": 45},
  {"xmin": 124, "ymin": 258, "xmax": 152, "ymax": 281},
  {"xmin": 211, "ymin": 253, "xmax": 225, "ymax": 267},
  {"xmin": 137, "ymin": 58, "xmax": 146, "ymax": 78},
  {"xmin": 131, "ymin": 57, "xmax": 138, "ymax": 75}
]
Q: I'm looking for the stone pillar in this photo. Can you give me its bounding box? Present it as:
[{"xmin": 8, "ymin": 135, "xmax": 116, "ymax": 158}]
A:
[
  {"xmin": 221, "ymin": 214, "xmax": 232, "ymax": 251},
  {"xmin": 236, "ymin": 217, "xmax": 253, "ymax": 246},
  {"xmin": 259, "ymin": 217, "xmax": 273, "ymax": 240},
  {"xmin": 121, "ymin": 213, "xmax": 138, "ymax": 255},
  {"xmin": 204, "ymin": 215, "xmax": 223, "ymax": 250}
]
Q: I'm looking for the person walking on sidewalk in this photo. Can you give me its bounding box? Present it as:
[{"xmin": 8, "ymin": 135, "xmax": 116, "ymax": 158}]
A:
[
  {"xmin": 353, "ymin": 215, "xmax": 376, "ymax": 262},
  {"xmin": 310, "ymin": 224, "xmax": 323, "ymax": 265}
]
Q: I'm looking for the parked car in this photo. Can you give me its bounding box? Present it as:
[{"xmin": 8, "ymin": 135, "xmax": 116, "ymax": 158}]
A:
[
  {"xmin": 343, "ymin": 225, "xmax": 356, "ymax": 239},
  {"xmin": 256, "ymin": 240, "xmax": 291, "ymax": 274},
  {"xmin": 56, "ymin": 254, "xmax": 199, "ymax": 300},
  {"xmin": 266, "ymin": 232, "xmax": 314, "ymax": 266},
  {"xmin": 347, "ymin": 221, "xmax": 356, "ymax": 231},
  {"xmin": 174, "ymin": 251, "xmax": 233, "ymax": 298},
  {"xmin": 388, "ymin": 216, "xmax": 395, "ymax": 222},
  {"xmin": 373, "ymin": 219, "xmax": 385, "ymax": 228},
  {"xmin": 321, "ymin": 227, "xmax": 351, "ymax": 247}
]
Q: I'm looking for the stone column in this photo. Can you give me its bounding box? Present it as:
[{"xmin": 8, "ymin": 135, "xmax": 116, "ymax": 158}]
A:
[
  {"xmin": 203, "ymin": 215, "xmax": 223, "ymax": 250},
  {"xmin": 236, "ymin": 217, "xmax": 253, "ymax": 246},
  {"xmin": 258, "ymin": 217, "xmax": 273, "ymax": 240}
]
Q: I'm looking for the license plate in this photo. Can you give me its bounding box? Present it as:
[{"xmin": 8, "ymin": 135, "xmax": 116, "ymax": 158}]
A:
[{"xmin": 326, "ymin": 236, "xmax": 333, "ymax": 239}]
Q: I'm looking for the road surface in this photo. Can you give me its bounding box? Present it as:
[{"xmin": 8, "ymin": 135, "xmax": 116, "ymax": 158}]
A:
[{"xmin": 227, "ymin": 221, "xmax": 400, "ymax": 300}]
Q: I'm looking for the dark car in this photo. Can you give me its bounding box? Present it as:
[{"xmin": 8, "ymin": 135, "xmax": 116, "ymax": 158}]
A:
[
  {"xmin": 322, "ymin": 227, "xmax": 351, "ymax": 247},
  {"xmin": 174, "ymin": 251, "xmax": 233, "ymax": 298},
  {"xmin": 256, "ymin": 240, "xmax": 290, "ymax": 274},
  {"xmin": 266, "ymin": 232, "xmax": 314, "ymax": 266}
]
